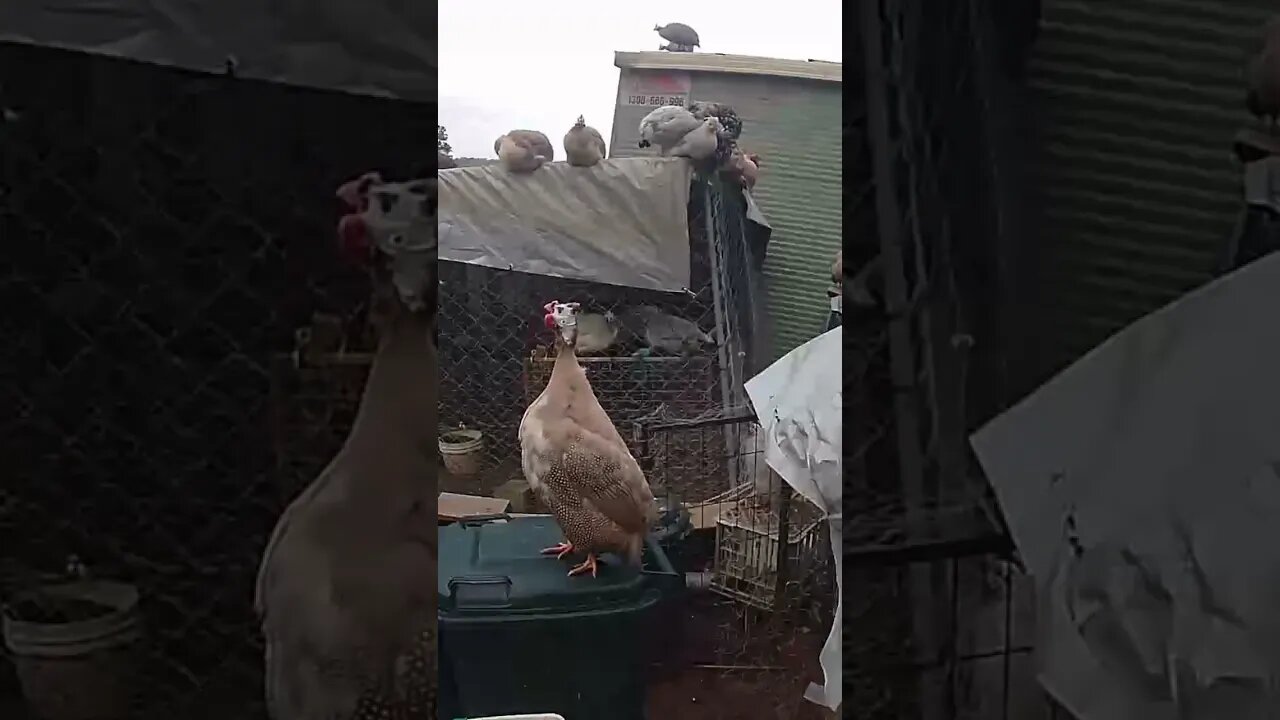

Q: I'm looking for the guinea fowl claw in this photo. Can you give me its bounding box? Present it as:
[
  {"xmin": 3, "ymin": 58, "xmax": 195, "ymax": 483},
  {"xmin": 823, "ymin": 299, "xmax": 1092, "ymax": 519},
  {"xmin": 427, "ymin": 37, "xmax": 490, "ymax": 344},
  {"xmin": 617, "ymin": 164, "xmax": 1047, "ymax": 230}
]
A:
[
  {"xmin": 567, "ymin": 553, "xmax": 600, "ymax": 578},
  {"xmin": 541, "ymin": 541, "xmax": 575, "ymax": 559}
]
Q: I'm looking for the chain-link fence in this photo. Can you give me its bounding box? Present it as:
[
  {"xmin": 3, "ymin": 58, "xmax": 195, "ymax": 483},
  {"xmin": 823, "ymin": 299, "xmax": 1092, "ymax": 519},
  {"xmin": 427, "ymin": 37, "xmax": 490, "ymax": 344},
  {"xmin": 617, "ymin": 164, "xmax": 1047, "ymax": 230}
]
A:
[
  {"xmin": 438, "ymin": 175, "xmax": 766, "ymax": 500},
  {"xmin": 0, "ymin": 42, "xmax": 432, "ymax": 719},
  {"xmin": 850, "ymin": 0, "xmax": 1061, "ymax": 717}
]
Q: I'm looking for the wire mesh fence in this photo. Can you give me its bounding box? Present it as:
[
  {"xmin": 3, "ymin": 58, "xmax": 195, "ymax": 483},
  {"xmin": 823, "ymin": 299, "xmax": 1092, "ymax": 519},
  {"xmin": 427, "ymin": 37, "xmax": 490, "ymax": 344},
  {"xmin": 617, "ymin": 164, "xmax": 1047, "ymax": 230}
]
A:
[
  {"xmin": 0, "ymin": 42, "xmax": 432, "ymax": 719},
  {"xmin": 437, "ymin": 175, "xmax": 765, "ymax": 500},
  {"xmin": 851, "ymin": 0, "xmax": 1061, "ymax": 717}
]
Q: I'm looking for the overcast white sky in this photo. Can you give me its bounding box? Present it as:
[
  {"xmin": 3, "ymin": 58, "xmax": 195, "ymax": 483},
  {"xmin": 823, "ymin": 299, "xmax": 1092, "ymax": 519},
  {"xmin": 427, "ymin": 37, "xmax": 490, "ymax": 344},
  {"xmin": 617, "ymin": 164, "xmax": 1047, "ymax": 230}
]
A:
[{"xmin": 438, "ymin": 0, "xmax": 843, "ymax": 159}]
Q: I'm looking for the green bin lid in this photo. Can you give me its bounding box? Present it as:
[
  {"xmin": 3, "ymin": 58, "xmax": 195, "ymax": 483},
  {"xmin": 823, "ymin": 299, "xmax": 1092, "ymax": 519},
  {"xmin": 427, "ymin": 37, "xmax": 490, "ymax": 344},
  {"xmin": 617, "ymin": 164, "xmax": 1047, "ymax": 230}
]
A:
[{"xmin": 438, "ymin": 516, "xmax": 658, "ymax": 616}]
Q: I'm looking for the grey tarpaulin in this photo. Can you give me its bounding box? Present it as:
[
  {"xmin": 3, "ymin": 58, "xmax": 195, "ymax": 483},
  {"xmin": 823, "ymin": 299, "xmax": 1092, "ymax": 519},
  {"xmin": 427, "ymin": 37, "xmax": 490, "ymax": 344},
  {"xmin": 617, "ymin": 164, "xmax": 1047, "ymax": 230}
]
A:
[
  {"xmin": 438, "ymin": 158, "xmax": 695, "ymax": 293},
  {"xmin": 971, "ymin": 252, "xmax": 1280, "ymax": 719},
  {"xmin": 0, "ymin": 0, "xmax": 433, "ymax": 101}
]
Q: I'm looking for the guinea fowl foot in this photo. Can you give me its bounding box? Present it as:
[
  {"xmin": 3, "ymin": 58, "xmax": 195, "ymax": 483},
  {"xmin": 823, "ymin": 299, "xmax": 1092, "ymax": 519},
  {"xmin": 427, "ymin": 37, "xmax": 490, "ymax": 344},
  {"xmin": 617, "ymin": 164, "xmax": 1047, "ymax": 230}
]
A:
[
  {"xmin": 540, "ymin": 541, "xmax": 575, "ymax": 559},
  {"xmin": 567, "ymin": 553, "xmax": 600, "ymax": 578}
]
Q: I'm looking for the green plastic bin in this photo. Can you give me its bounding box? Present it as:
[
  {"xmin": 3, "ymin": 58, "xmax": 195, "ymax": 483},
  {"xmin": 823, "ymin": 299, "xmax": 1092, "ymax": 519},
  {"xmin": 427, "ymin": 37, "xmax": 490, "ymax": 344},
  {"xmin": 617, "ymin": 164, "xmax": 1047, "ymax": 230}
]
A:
[{"xmin": 438, "ymin": 515, "xmax": 680, "ymax": 720}]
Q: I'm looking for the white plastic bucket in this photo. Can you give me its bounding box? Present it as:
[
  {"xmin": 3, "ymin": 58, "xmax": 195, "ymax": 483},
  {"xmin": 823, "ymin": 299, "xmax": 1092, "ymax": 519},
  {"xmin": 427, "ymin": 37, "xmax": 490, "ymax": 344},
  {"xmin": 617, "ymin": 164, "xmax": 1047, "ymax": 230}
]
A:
[{"xmin": 440, "ymin": 428, "xmax": 485, "ymax": 476}]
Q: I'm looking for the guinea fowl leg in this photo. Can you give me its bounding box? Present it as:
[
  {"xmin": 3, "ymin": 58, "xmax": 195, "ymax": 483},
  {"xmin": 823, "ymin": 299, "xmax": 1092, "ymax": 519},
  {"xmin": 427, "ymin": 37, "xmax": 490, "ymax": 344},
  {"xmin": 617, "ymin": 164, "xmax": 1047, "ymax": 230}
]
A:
[
  {"xmin": 567, "ymin": 553, "xmax": 600, "ymax": 578},
  {"xmin": 540, "ymin": 541, "xmax": 575, "ymax": 559}
]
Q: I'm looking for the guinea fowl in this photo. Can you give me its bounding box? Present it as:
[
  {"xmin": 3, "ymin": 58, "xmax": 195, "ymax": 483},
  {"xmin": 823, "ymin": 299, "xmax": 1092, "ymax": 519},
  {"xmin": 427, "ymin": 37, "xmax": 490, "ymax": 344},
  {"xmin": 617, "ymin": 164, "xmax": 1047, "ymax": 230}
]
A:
[
  {"xmin": 564, "ymin": 115, "xmax": 607, "ymax": 167},
  {"xmin": 495, "ymin": 129, "xmax": 554, "ymax": 172},
  {"xmin": 638, "ymin": 105, "xmax": 701, "ymax": 153},
  {"xmin": 655, "ymin": 22, "xmax": 700, "ymax": 48},
  {"xmin": 688, "ymin": 101, "xmax": 743, "ymax": 140},
  {"xmin": 1248, "ymin": 17, "xmax": 1280, "ymax": 131},
  {"xmin": 624, "ymin": 305, "xmax": 714, "ymax": 357},
  {"xmin": 669, "ymin": 117, "xmax": 721, "ymax": 161},
  {"xmin": 572, "ymin": 310, "xmax": 621, "ymax": 355},
  {"xmin": 256, "ymin": 173, "xmax": 437, "ymax": 720},
  {"xmin": 519, "ymin": 301, "xmax": 657, "ymax": 578}
]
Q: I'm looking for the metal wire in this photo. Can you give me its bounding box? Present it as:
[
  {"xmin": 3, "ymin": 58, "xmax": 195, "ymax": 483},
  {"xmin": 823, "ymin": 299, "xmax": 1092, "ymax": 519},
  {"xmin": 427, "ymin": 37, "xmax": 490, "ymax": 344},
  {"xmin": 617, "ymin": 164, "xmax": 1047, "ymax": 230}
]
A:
[
  {"xmin": 850, "ymin": 0, "xmax": 1068, "ymax": 718},
  {"xmin": 437, "ymin": 176, "xmax": 763, "ymax": 497},
  {"xmin": 0, "ymin": 42, "xmax": 431, "ymax": 719}
]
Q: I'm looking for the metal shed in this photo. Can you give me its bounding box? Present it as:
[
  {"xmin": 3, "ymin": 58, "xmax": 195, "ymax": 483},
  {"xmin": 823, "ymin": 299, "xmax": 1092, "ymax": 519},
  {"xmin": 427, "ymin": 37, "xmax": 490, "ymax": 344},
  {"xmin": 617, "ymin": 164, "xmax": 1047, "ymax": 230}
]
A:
[
  {"xmin": 609, "ymin": 51, "xmax": 842, "ymax": 359},
  {"xmin": 1027, "ymin": 1, "xmax": 1274, "ymax": 380}
]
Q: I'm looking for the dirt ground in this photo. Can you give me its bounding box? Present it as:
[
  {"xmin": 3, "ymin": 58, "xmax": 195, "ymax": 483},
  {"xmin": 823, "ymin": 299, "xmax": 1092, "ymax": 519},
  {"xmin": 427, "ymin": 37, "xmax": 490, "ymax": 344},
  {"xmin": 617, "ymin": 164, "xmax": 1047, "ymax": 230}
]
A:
[{"xmin": 646, "ymin": 595, "xmax": 836, "ymax": 720}]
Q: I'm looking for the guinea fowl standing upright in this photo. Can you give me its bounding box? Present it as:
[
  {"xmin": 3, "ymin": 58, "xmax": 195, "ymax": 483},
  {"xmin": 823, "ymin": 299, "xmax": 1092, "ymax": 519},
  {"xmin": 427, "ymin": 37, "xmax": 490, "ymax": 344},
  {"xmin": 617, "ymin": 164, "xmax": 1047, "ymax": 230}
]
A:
[
  {"xmin": 519, "ymin": 301, "xmax": 657, "ymax": 577},
  {"xmin": 255, "ymin": 174, "xmax": 438, "ymax": 719},
  {"xmin": 1248, "ymin": 16, "xmax": 1280, "ymax": 131}
]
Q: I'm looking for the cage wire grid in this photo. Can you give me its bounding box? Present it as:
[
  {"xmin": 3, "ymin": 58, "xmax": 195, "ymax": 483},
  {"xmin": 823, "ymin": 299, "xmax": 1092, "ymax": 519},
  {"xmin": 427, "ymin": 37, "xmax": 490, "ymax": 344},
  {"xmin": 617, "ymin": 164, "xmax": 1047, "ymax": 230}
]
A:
[
  {"xmin": 635, "ymin": 410, "xmax": 837, "ymax": 720},
  {"xmin": 0, "ymin": 42, "xmax": 432, "ymax": 719},
  {"xmin": 437, "ymin": 175, "xmax": 763, "ymax": 504},
  {"xmin": 852, "ymin": 0, "xmax": 1072, "ymax": 718}
]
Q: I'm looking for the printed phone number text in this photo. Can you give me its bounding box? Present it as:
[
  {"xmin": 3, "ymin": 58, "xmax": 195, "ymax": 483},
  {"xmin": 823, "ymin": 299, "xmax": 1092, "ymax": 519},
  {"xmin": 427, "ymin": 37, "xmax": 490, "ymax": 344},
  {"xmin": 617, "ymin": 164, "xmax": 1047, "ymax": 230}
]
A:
[{"xmin": 626, "ymin": 95, "xmax": 687, "ymax": 107}]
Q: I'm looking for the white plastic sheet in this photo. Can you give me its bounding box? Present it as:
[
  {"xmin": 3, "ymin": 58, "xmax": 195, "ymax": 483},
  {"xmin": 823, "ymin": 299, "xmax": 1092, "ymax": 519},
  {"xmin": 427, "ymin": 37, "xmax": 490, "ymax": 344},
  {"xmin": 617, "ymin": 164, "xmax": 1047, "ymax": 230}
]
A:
[
  {"xmin": 744, "ymin": 327, "xmax": 842, "ymax": 712},
  {"xmin": 971, "ymin": 253, "xmax": 1280, "ymax": 719}
]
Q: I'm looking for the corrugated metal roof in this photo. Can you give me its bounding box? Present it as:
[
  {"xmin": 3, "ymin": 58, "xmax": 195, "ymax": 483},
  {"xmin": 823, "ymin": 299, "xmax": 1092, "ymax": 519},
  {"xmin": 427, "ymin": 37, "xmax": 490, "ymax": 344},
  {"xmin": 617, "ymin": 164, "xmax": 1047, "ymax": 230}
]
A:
[
  {"xmin": 614, "ymin": 51, "xmax": 842, "ymax": 83},
  {"xmin": 1028, "ymin": 0, "xmax": 1273, "ymax": 376},
  {"xmin": 609, "ymin": 68, "xmax": 842, "ymax": 358}
]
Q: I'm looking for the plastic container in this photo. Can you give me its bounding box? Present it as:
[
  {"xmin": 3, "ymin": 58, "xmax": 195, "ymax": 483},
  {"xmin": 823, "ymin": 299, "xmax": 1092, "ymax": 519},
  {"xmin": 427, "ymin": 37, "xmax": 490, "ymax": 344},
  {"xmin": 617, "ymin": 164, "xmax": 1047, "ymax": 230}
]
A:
[
  {"xmin": 2, "ymin": 581, "xmax": 142, "ymax": 720},
  {"xmin": 439, "ymin": 515, "xmax": 681, "ymax": 720},
  {"xmin": 440, "ymin": 428, "xmax": 485, "ymax": 476}
]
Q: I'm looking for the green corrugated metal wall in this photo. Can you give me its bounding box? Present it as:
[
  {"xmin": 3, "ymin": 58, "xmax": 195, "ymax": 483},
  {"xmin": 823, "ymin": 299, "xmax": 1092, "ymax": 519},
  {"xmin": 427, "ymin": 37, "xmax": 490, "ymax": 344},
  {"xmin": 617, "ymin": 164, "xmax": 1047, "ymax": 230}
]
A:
[
  {"xmin": 1029, "ymin": 0, "xmax": 1274, "ymax": 376},
  {"xmin": 611, "ymin": 70, "xmax": 843, "ymax": 359}
]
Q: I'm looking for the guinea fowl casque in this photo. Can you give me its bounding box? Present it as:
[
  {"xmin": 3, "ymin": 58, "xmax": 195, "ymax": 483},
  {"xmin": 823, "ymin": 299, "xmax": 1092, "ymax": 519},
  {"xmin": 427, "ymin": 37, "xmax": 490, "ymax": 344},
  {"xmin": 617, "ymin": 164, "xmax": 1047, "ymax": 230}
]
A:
[
  {"xmin": 255, "ymin": 173, "xmax": 438, "ymax": 719},
  {"xmin": 519, "ymin": 301, "xmax": 657, "ymax": 577}
]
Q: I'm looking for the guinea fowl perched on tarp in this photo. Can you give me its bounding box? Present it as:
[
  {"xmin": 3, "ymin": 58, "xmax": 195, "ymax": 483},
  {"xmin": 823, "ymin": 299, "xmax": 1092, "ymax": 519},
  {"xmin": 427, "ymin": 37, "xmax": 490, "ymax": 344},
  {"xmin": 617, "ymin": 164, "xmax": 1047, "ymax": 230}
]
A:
[
  {"xmin": 688, "ymin": 101, "xmax": 743, "ymax": 141},
  {"xmin": 638, "ymin": 105, "xmax": 701, "ymax": 152},
  {"xmin": 564, "ymin": 115, "xmax": 607, "ymax": 167},
  {"xmin": 669, "ymin": 117, "xmax": 721, "ymax": 161},
  {"xmin": 1248, "ymin": 16, "xmax": 1280, "ymax": 131},
  {"xmin": 519, "ymin": 301, "xmax": 658, "ymax": 578},
  {"xmin": 655, "ymin": 22, "xmax": 700, "ymax": 49},
  {"xmin": 256, "ymin": 173, "xmax": 437, "ymax": 719},
  {"xmin": 495, "ymin": 129, "xmax": 554, "ymax": 172}
]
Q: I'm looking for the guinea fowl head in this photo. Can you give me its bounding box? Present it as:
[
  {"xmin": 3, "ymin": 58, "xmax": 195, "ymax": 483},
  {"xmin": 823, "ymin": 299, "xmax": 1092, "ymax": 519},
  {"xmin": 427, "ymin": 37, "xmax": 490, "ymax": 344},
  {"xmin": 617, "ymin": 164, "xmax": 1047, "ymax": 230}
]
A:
[
  {"xmin": 574, "ymin": 115, "xmax": 586, "ymax": 128},
  {"xmin": 543, "ymin": 300, "xmax": 581, "ymax": 348},
  {"xmin": 335, "ymin": 173, "xmax": 436, "ymax": 322}
]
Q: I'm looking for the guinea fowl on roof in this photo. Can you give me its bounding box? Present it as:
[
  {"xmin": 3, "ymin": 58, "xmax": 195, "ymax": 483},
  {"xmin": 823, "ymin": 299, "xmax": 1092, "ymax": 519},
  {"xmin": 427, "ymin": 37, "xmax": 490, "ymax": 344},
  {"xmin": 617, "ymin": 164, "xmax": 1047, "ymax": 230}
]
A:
[
  {"xmin": 495, "ymin": 129, "xmax": 554, "ymax": 173},
  {"xmin": 655, "ymin": 22, "xmax": 700, "ymax": 48},
  {"xmin": 637, "ymin": 105, "xmax": 701, "ymax": 153},
  {"xmin": 564, "ymin": 115, "xmax": 607, "ymax": 168}
]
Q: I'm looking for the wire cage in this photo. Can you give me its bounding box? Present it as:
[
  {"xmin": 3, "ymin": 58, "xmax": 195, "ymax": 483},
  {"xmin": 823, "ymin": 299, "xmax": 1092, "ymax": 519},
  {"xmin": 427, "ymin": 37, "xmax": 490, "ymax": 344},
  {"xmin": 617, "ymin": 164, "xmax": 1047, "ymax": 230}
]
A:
[
  {"xmin": 438, "ymin": 174, "xmax": 766, "ymax": 494},
  {"xmin": 635, "ymin": 411, "xmax": 837, "ymax": 719},
  {"xmin": 636, "ymin": 412, "xmax": 833, "ymax": 618},
  {"xmin": 0, "ymin": 41, "xmax": 431, "ymax": 719}
]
